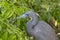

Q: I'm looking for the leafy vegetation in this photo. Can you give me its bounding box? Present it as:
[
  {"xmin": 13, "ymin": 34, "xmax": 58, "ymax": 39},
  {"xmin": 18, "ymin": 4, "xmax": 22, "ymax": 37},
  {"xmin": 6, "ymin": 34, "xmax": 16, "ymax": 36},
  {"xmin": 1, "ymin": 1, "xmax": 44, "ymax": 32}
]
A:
[{"xmin": 0, "ymin": 0, "xmax": 60, "ymax": 40}]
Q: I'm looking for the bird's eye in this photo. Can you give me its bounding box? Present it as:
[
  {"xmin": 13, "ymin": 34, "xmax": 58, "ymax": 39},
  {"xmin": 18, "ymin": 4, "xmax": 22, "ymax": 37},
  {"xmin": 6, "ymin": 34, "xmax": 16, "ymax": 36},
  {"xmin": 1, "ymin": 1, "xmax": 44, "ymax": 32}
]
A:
[{"xmin": 26, "ymin": 14, "xmax": 29, "ymax": 16}]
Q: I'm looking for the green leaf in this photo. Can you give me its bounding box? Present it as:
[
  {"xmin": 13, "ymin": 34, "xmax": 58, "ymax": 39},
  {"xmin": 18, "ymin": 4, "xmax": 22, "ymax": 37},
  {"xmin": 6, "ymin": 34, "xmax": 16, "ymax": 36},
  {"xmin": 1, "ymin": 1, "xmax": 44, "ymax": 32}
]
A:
[
  {"xmin": 0, "ymin": 25, "xmax": 2, "ymax": 31},
  {"xmin": 8, "ymin": 34, "xmax": 16, "ymax": 40},
  {"xmin": 2, "ymin": 31, "xmax": 8, "ymax": 40}
]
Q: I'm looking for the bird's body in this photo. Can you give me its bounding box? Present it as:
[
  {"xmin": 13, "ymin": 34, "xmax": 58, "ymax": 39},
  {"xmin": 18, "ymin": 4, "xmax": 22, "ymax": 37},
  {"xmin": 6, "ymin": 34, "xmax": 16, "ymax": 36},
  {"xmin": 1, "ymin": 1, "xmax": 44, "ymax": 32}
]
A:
[
  {"xmin": 26, "ymin": 20, "xmax": 58, "ymax": 40},
  {"xmin": 15, "ymin": 11, "xmax": 58, "ymax": 40},
  {"xmin": 25, "ymin": 11, "xmax": 58, "ymax": 40}
]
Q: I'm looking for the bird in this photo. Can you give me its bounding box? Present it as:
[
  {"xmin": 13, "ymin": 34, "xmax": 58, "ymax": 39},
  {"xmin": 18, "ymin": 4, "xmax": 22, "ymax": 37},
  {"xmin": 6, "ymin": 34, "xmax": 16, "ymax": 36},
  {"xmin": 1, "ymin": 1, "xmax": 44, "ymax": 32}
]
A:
[{"xmin": 14, "ymin": 11, "xmax": 58, "ymax": 40}]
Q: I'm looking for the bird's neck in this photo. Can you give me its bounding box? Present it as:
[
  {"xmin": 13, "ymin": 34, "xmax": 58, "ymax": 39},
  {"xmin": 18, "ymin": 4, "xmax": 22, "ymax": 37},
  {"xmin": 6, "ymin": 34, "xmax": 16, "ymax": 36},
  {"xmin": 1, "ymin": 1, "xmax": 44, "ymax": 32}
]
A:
[
  {"xmin": 26, "ymin": 15, "xmax": 39, "ymax": 36},
  {"xmin": 30, "ymin": 14, "xmax": 39, "ymax": 26}
]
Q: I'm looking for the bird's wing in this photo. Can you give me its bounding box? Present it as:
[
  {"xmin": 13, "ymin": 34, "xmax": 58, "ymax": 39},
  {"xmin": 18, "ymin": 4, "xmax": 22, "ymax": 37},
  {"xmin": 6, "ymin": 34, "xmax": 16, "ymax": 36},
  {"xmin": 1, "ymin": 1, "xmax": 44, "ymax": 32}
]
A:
[{"xmin": 34, "ymin": 21, "xmax": 58, "ymax": 40}]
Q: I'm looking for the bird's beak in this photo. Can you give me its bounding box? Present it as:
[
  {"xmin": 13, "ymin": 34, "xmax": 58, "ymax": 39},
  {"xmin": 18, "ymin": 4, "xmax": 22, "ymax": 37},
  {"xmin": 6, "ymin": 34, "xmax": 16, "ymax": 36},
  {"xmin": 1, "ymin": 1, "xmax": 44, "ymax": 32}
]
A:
[{"xmin": 14, "ymin": 14, "xmax": 28, "ymax": 20}]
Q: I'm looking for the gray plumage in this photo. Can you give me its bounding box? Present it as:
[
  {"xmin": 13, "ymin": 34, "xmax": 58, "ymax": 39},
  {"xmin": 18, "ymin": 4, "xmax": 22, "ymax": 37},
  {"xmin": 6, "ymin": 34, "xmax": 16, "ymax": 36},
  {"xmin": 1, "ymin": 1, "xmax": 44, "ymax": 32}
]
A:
[{"xmin": 16, "ymin": 11, "xmax": 58, "ymax": 40}]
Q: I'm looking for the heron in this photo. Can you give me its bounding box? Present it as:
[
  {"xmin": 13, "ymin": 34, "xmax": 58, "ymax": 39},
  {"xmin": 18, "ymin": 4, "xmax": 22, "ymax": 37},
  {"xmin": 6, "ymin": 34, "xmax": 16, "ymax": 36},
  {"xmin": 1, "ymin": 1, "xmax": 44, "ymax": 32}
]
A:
[{"xmin": 14, "ymin": 11, "xmax": 58, "ymax": 40}]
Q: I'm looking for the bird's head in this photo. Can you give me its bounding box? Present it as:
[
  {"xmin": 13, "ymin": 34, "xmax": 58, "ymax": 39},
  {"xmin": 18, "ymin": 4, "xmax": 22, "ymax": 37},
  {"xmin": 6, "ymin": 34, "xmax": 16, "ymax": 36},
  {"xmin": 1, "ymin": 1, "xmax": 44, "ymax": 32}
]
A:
[{"xmin": 14, "ymin": 11, "xmax": 39, "ymax": 21}]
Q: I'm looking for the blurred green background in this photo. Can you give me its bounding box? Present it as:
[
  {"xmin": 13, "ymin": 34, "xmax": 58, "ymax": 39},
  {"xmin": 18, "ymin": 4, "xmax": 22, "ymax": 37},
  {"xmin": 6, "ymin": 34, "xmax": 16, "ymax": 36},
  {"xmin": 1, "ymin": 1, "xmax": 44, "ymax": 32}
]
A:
[{"xmin": 0, "ymin": 0, "xmax": 60, "ymax": 40}]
